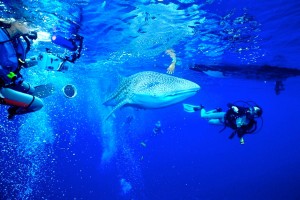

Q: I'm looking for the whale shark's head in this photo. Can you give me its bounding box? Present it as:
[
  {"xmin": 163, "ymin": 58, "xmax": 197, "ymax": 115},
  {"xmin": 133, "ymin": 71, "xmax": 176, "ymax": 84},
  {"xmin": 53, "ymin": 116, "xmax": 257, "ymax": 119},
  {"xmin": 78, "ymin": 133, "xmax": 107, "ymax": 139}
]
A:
[{"xmin": 130, "ymin": 71, "xmax": 200, "ymax": 108}]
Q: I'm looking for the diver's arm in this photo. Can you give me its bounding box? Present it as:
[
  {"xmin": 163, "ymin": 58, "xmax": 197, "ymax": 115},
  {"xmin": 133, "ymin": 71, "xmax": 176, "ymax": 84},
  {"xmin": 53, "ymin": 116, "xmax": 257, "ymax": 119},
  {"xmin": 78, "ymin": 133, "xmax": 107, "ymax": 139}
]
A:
[
  {"xmin": 6, "ymin": 21, "xmax": 30, "ymax": 38},
  {"xmin": 166, "ymin": 49, "xmax": 176, "ymax": 74},
  {"xmin": 167, "ymin": 61, "xmax": 176, "ymax": 74}
]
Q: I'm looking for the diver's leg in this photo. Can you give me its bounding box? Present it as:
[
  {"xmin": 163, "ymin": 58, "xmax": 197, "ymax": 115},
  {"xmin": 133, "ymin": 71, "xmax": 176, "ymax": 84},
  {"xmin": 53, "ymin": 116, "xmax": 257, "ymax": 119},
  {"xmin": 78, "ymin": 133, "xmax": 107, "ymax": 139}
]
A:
[
  {"xmin": 0, "ymin": 87, "xmax": 43, "ymax": 116},
  {"xmin": 200, "ymin": 108, "xmax": 226, "ymax": 119},
  {"xmin": 207, "ymin": 119, "xmax": 224, "ymax": 125},
  {"xmin": 200, "ymin": 108, "xmax": 226, "ymax": 126},
  {"xmin": 205, "ymin": 109, "xmax": 219, "ymax": 114}
]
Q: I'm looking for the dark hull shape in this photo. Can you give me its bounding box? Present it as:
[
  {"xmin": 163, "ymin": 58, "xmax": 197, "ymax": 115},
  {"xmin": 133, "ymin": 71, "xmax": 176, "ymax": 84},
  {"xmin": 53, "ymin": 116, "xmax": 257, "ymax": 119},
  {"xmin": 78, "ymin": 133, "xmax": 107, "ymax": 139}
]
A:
[{"xmin": 190, "ymin": 64, "xmax": 300, "ymax": 95}]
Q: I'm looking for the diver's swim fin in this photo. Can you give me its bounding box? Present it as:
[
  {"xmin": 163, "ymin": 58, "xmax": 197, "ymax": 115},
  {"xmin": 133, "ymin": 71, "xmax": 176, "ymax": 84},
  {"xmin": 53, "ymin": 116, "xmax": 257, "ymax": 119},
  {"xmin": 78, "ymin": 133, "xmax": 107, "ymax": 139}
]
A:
[
  {"xmin": 33, "ymin": 83, "xmax": 55, "ymax": 98},
  {"xmin": 183, "ymin": 103, "xmax": 201, "ymax": 113}
]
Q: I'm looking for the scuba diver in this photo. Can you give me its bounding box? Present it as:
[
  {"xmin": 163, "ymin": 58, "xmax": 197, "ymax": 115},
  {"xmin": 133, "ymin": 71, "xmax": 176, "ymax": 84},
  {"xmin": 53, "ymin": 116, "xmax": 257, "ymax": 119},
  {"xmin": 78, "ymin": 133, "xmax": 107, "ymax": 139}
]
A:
[
  {"xmin": 0, "ymin": 18, "xmax": 44, "ymax": 119},
  {"xmin": 183, "ymin": 101, "xmax": 263, "ymax": 144},
  {"xmin": 153, "ymin": 120, "xmax": 164, "ymax": 135},
  {"xmin": 0, "ymin": 18, "xmax": 84, "ymax": 120}
]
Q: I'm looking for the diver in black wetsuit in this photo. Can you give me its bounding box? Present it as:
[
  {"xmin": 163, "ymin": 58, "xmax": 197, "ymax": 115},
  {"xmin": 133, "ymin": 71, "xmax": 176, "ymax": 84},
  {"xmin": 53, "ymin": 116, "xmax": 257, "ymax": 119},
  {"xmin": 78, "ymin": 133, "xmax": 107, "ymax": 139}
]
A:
[{"xmin": 183, "ymin": 102, "xmax": 263, "ymax": 144}]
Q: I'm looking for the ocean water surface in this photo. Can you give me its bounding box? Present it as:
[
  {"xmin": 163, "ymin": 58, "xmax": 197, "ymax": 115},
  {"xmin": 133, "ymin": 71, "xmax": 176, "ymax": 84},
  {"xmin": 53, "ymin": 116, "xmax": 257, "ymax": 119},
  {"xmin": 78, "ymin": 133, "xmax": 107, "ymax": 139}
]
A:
[{"xmin": 0, "ymin": 0, "xmax": 300, "ymax": 199}]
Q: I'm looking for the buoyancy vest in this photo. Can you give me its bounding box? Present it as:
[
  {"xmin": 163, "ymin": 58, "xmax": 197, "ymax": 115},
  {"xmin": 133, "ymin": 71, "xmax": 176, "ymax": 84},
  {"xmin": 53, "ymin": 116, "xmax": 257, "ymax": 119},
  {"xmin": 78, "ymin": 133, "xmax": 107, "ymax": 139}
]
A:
[
  {"xmin": 0, "ymin": 28, "xmax": 26, "ymax": 84},
  {"xmin": 224, "ymin": 105, "xmax": 257, "ymax": 137}
]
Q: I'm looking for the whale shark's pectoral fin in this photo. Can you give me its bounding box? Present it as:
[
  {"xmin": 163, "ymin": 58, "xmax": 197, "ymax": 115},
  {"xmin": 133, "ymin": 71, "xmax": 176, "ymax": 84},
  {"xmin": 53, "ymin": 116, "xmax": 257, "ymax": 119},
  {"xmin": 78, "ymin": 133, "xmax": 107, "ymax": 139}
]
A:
[{"xmin": 105, "ymin": 99, "xmax": 129, "ymax": 120}]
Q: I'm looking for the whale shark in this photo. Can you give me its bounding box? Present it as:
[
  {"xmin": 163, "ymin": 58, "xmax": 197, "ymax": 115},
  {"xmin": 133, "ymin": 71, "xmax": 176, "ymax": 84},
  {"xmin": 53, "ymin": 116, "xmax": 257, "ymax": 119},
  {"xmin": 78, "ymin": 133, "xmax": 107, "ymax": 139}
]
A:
[{"xmin": 103, "ymin": 71, "xmax": 200, "ymax": 119}]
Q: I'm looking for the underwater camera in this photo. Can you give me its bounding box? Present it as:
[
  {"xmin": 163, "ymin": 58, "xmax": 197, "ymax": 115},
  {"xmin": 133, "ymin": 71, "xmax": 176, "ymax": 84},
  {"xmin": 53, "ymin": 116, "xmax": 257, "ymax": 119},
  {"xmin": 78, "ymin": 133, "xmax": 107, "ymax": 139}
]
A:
[
  {"xmin": 51, "ymin": 34, "xmax": 83, "ymax": 52},
  {"xmin": 39, "ymin": 34, "xmax": 84, "ymax": 71},
  {"xmin": 51, "ymin": 34, "xmax": 84, "ymax": 63}
]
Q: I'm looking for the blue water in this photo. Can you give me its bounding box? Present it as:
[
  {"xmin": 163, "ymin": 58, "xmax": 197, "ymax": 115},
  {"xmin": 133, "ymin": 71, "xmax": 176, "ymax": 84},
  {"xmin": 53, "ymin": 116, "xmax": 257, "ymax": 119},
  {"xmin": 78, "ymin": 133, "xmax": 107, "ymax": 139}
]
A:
[{"xmin": 1, "ymin": 0, "xmax": 300, "ymax": 199}]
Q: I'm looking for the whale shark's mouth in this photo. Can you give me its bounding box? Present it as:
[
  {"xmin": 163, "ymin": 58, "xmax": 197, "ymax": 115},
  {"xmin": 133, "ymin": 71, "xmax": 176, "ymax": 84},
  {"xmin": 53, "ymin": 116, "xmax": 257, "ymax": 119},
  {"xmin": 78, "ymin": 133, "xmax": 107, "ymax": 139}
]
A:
[
  {"xmin": 137, "ymin": 88, "xmax": 199, "ymax": 108},
  {"xmin": 166, "ymin": 88, "xmax": 199, "ymax": 97}
]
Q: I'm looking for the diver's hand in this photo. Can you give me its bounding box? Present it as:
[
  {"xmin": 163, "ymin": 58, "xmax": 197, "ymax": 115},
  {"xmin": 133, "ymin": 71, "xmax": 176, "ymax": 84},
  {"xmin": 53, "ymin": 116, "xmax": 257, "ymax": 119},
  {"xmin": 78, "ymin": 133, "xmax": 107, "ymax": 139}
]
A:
[
  {"xmin": 12, "ymin": 76, "xmax": 24, "ymax": 85},
  {"xmin": 167, "ymin": 62, "xmax": 176, "ymax": 74},
  {"xmin": 26, "ymin": 31, "xmax": 38, "ymax": 40},
  {"xmin": 165, "ymin": 48, "xmax": 176, "ymax": 74}
]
